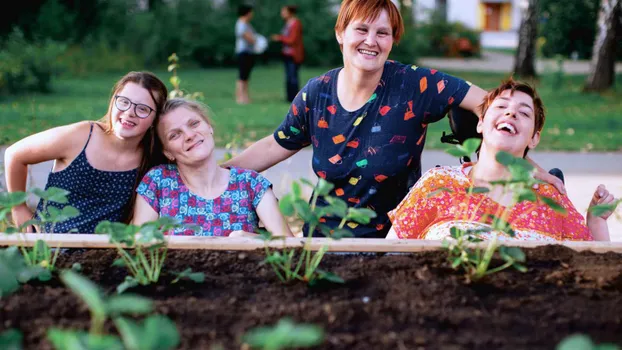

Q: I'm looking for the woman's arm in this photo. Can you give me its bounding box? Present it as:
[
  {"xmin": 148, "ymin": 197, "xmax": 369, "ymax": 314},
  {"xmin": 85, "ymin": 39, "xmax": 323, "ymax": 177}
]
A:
[
  {"xmin": 459, "ymin": 84, "xmax": 487, "ymax": 116},
  {"xmin": 256, "ymin": 188, "xmax": 293, "ymax": 237},
  {"xmin": 4, "ymin": 122, "xmax": 89, "ymax": 228},
  {"xmin": 131, "ymin": 195, "xmax": 159, "ymax": 226},
  {"xmin": 222, "ymin": 135, "xmax": 299, "ymax": 172}
]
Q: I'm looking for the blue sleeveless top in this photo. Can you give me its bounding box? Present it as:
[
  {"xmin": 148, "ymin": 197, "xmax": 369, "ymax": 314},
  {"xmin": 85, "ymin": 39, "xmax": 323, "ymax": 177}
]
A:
[{"xmin": 35, "ymin": 123, "xmax": 138, "ymax": 233}]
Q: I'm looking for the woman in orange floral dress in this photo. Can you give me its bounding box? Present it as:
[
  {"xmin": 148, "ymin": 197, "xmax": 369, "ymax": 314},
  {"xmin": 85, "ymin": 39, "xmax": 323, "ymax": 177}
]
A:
[{"xmin": 386, "ymin": 79, "xmax": 616, "ymax": 241}]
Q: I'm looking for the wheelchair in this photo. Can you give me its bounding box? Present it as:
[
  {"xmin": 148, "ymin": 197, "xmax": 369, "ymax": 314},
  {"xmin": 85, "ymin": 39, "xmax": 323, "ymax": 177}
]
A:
[{"xmin": 440, "ymin": 105, "xmax": 565, "ymax": 184}]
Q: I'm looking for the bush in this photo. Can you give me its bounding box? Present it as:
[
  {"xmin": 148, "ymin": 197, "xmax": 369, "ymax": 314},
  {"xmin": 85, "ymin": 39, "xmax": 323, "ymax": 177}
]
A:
[
  {"xmin": 539, "ymin": 0, "xmax": 599, "ymax": 59},
  {"xmin": 57, "ymin": 40, "xmax": 143, "ymax": 77},
  {"xmin": 0, "ymin": 29, "xmax": 66, "ymax": 94},
  {"xmin": 414, "ymin": 12, "xmax": 481, "ymax": 58}
]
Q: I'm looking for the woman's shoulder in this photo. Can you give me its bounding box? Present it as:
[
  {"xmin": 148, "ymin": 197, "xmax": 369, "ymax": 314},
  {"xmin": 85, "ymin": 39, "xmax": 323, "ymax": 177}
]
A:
[
  {"xmin": 421, "ymin": 165, "xmax": 467, "ymax": 182},
  {"xmin": 145, "ymin": 163, "xmax": 179, "ymax": 178},
  {"xmin": 228, "ymin": 167, "xmax": 270, "ymax": 185}
]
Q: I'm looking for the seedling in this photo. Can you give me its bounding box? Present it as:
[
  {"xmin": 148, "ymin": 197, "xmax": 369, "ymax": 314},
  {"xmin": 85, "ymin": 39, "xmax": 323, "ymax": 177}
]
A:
[
  {"xmin": 0, "ymin": 246, "xmax": 50, "ymax": 297},
  {"xmin": 438, "ymin": 139, "xmax": 570, "ymax": 282},
  {"xmin": 167, "ymin": 53, "xmax": 204, "ymax": 100},
  {"xmin": 242, "ymin": 317, "xmax": 324, "ymax": 350},
  {"xmin": 96, "ymin": 218, "xmax": 203, "ymax": 293},
  {"xmin": 171, "ymin": 268, "xmax": 205, "ymax": 284},
  {"xmin": 261, "ymin": 178, "xmax": 376, "ymax": 285},
  {"xmin": 47, "ymin": 270, "xmax": 180, "ymax": 350},
  {"xmin": 1, "ymin": 187, "xmax": 80, "ymax": 276}
]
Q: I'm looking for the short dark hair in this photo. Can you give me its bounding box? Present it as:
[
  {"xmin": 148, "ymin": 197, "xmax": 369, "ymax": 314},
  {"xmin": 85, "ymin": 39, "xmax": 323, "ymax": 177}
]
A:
[
  {"xmin": 238, "ymin": 5, "xmax": 253, "ymax": 17},
  {"xmin": 284, "ymin": 5, "xmax": 298, "ymax": 14}
]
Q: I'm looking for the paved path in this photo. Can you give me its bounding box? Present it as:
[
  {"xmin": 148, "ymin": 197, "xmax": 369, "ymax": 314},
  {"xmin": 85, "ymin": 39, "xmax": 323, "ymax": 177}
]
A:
[
  {"xmin": 2, "ymin": 147, "xmax": 621, "ymax": 241},
  {"xmin": 419, "ymin": 51, "xmax": 622, "ymax": 74}
]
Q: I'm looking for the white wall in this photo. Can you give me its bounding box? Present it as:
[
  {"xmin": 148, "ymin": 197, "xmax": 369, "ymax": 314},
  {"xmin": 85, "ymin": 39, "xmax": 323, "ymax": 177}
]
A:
[{"xmin": 447, "ymin": 0, "xmax": 479, "ymax": 29}]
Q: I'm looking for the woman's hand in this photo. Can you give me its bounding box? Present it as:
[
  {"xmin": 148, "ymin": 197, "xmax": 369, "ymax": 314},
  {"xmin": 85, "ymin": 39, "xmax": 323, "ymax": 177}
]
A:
[
  {"xmin": 588, "ymin": 185, "xmax": 616, "ymax": 221},
  {"xmin": 228, "ymin": 230, "xmax": 259, "ymax": 238},
  {"xmin": 11, "ymin": 204, "xmax": 35, "ymax": 232}
]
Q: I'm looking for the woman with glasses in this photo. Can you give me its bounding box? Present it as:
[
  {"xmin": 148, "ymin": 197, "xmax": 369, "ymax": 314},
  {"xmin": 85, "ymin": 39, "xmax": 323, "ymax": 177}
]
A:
[{"xmin": 4, "ymin": 71, "xmax": 168, "ymax": 233}]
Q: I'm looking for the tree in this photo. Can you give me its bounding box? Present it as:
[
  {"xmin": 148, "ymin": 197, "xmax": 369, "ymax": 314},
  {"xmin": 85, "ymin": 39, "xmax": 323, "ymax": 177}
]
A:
[
  {"xmin": 584, "ymin": 0, "xmax": 621, "ymax": 92},
  {"xmin": 513, "ymin": 0, "xmax": 539, "ymax": 79}
]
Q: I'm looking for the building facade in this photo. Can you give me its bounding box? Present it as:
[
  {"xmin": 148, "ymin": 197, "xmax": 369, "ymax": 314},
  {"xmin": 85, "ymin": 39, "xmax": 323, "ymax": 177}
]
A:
[{"xmin": 414, "ymin": 0, "xmax": 525, "ymax": 49}]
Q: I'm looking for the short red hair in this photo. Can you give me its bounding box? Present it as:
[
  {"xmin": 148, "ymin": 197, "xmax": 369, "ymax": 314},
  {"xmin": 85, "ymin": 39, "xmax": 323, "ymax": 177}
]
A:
[
  {"xmin": 334, "ymin": 0, "xmax": 404, "ymax": 44},
  {"xmin": 479, "ymin": 78, "xmax": 546, "ymax": 135}
]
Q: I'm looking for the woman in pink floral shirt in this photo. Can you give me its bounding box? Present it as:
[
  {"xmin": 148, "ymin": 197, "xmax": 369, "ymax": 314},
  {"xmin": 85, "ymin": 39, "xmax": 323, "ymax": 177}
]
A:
[{"xmin": 386, "ymin": 79, "xmax": 616, "ymax": 241}]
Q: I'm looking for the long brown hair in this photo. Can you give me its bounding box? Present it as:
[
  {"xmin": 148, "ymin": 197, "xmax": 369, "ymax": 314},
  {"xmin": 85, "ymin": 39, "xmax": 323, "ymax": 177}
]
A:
[{"xmin": 99, "ymin": 71, "xmax": 168, "ymax": 223}]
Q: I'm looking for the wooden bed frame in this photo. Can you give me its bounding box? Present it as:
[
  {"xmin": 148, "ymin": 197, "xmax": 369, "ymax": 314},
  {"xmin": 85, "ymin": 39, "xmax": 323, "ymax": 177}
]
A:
[{"xmin": 1, "ymin": 234, "xmax": 622, "ymax": 253}]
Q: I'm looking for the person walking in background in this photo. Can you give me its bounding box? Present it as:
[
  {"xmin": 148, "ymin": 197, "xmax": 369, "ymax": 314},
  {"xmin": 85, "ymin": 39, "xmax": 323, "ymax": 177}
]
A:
[
  {"xmin": 271, "ymin": 5, "xmax": 304, "ymax": 103},
  {"xmin": 235, "ymin": 5, "xmax": 257, "ymax": 105}
]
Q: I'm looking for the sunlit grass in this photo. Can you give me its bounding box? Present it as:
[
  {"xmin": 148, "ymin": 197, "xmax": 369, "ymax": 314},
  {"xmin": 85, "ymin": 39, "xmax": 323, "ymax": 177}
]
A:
[{"xmin": 1, "ymin": 65, "xmax": 621, "ymax": 151}]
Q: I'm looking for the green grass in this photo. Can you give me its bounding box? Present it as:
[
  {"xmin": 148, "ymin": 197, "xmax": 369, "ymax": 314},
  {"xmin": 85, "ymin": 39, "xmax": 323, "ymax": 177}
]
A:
[{"xmin": 1, "ymin": 65, "xmax": 621, "ymax": 152}]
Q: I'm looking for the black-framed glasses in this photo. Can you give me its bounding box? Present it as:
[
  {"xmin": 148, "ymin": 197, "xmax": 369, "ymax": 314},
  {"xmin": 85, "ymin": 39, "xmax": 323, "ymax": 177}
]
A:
[{"xmin": 114, "ymin": 95, "xmax": 154, "ymax": 119}]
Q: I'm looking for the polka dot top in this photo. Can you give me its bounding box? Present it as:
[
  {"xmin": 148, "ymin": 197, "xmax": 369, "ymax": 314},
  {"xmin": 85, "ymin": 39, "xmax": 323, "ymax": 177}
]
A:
[{"xmin": 35, "ymin": 123, "xmax": 138, "ymax": 233}]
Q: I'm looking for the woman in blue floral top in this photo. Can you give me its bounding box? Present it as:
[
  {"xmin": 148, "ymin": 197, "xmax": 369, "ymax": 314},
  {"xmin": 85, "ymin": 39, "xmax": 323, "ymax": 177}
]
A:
[{"xmin": 133, "ymin": 98, "xmax": 292, "ymax": 237}]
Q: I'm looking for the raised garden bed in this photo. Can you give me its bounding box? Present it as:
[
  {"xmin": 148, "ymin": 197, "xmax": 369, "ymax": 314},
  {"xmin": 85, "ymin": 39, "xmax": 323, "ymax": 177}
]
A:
[{"xmin": 2, "ymin": 236, "xmax": 622, "ymax": 349}]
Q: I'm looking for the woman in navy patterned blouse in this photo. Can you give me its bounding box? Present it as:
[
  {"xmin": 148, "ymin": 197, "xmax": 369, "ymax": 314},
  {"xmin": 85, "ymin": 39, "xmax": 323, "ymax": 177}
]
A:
[
  {"xmin": 223, "ymin": 0, "xmax": 564, "ymax": 238},
  {"xmin": 132, "ymin": 98, "xmax": 292, "ymax": 237}
]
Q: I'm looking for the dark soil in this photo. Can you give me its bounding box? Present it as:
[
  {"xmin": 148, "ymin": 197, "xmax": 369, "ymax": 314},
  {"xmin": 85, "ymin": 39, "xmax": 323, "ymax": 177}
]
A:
[{"xmin": 2, "ymin": 245, "xmax": 622, "ymax": 350}]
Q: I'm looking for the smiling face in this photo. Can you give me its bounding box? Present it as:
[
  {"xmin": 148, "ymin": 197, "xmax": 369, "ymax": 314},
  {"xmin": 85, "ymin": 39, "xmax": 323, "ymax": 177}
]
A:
[
  {"xmin": 157, "ymin": 106, "xmax": 215, "ymax": 165},
  {"xmin": 110, "ymin": 82, "xmax": 157, "ymax": 141},
  {"xmin": 336, "ymin": 9, "xmax": 394, "ymax": 73},
  {"xmin": 477, "ymin": 90, "xmax": 541, "ymax": 157}
]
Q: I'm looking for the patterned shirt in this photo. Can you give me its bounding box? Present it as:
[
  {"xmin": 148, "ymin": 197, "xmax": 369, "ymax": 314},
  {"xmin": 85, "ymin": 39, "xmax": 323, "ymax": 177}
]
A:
[
  {"xmin": 388, "ymin": 164, "xmax": 593, "ymax": 241},
  {"xmin": 274, "ymin": 60, "xmax": 472, "ymax": 238},
  {"xmin": 136, "ymin": 165, "xmax": 271, "ymax": 236},
  {"xmin": 36, "ymin": 123, "xmax": 137, "ymax": 233}
]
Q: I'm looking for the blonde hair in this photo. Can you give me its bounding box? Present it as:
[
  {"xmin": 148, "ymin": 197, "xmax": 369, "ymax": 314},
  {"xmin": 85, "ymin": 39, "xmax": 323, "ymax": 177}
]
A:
[{"xmin": 160, "ymin": 98, "xmax": 214, "ymax": 127}]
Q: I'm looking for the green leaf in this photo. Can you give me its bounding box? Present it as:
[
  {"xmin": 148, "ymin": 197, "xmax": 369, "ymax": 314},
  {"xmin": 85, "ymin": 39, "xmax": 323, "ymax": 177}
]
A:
[
  {"xmin": 539, "ymin": 195, "xmax": 568, "ymax": 215},
  {"xmin": 299, "ymin": 178, "xmax": 316, "ymax": 188},
  {"xmin": 468, "ymin": 186, "xmax": 490, "ymax": 194},
  {"xmin": 106, "ymin": 294, "xmax": 153, "ymax": 316},
  {"xmin": 172, "ymin": 268, "xmax": 205, "ymax": 284},
  {"xmin": 588, "ymin": 202, "xmax": 619, "ymax": 217},
  {"xmin": 242, "ymin": 318, "xmax": 324, "ymax": 349},
  {"xmin": 293, "ymin": 199, "xmax": 317, "ymax": 224},
  {"xmin": 0, "ymin": 191, "xmax": 27, "ymax": 208},
  {"xmin": 116, "ymin": 276, "xmax": 139, "ymax": 294},
  {"xmin": 462, "ymin": 138, "xmax": 482, "ymax": 155},
  {"xmin": 449, "ymin": 226, "xmax": 464, "ymax": 239},
  {"xmin": 329, "ymin": 229, "xmax": 354, "ymax": 240},
  {"xmin": 322, "ymin": 197, "xmax": 348, "ymax": 218},
  {"xmin": 495, "ymin": 151, "xmax": 516, "ymax": 166},
  {"xmin": 316, "ymin": 270, "xmax": 345, "ymax": 284},
  {"xmin": 450, "ymin": 257, "xmax": 463, "ymax": 269},
  {"xmin": 315, "ymin": 178, "xmax": 335, "ymax": 196},
  {"xmin": 499, "ymin": 246, "xmax": 526, "ymax": 263},
  {"xmin": 113, "ymin": 317, "xmax": 142, "ymax": 350},
  {"xmin": 37, "ymin": 269, "xmax": 52, "ymax": 282},
  {"xmin": 292, "ymin": 181, "xmax": 302, "ymax": 198},
  {"xmin": 142, "ymin": 315, "xmax": 181, "ymax": 350},
  {"xmin": 47, "ymin": 329, "xmax": 123, "ymax": 350},
  {"xmin": 345, "ymin": 207, "xmax": 377, "ymax": 225},
  {"xmin": 0, "ymin": 329, "xmax": 22, "ymax": 350},
  {"xmin": 427, "ymin": 187, "xmax": 454, "ymax": 198},
  {"xmin": 71, "ymin": 263, "xmax": 82, "ymax": 272},
  {"xmin": 60, "ymin": 270, "xmax": 106, "ymax": 320},
  {"xmin": 446, "ymin": 147, "xmax": 468, "ymax": 158},
  {"xmin": 517, "ymin": 189, "xmax": 538, "ymax": 203},
  {"xmin": 278, "ymin": 195, "xmax": 295, "ymax": 217},
  {"xmin": 32, "ymin": 187, "xmax": 70, "ymax": 204},
  {"xmin": 556, "ymin": 334, "xmax": 595, "ymax": 350}
]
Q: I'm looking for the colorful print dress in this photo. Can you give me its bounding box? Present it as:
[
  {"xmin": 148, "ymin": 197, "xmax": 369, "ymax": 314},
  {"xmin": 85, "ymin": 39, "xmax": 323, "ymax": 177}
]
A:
[
  {"xmin": 274, "ymin": 60, "xmax": 472, "ymax": 237},
  {"xmin": 388, "ymin": 164, "xmax": 593, "ymax": 241},
  {"xmin": 136, "ymin": 165, "xmax": 271, "ymax": 236}
]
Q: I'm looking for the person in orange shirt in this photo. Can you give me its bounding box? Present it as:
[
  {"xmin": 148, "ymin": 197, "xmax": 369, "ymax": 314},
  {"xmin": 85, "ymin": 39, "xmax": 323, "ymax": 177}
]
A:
[
  {"xmin": 271, "ymin": 5, "xmax": 304, "ymax": 102},
  {"xmin": 386, "ymin": 79, "xmax": 616, "ymax": 241}
]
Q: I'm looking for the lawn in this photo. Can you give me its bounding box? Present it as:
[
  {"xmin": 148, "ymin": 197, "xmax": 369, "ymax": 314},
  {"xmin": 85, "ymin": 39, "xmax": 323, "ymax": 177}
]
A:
[{"xmin": 1, "ymin": 65, "xmax": 621, "ymax": 152}]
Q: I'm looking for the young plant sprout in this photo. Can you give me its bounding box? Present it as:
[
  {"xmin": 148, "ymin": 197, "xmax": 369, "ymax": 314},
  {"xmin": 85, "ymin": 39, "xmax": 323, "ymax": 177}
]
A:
[
  {"xmin": 95, "ymin": 218, "xmax": 204, "ymax": 293},
  {"xmin": 242, "ymin": 317, "xmax": 324, "ymax": 350},
  {"xmin": 435, "ymin": 138, "xmax": 567, "ymax": 282},
  {"xmin": 47, "ymin": 269, "xmax": 180, "ymax": 350},
  {"xmin": 0, "ymin": 187, "xmax": 80, "ymax": 280},
  {"xmin": 260, "ymin": 178, "xmax": 376, "ymax": 285},
  {"xmin": 556, "ymin": 334, "xmax": 620, "ymax": 350}
]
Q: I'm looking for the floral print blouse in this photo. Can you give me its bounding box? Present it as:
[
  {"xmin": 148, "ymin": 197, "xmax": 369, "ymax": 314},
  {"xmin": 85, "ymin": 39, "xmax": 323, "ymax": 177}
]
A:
[{"xmin": 388, "ymin": 164, "xmax": 593, "ymax": 241}]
